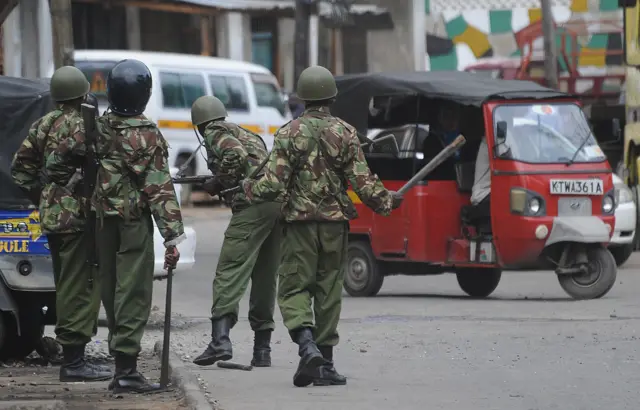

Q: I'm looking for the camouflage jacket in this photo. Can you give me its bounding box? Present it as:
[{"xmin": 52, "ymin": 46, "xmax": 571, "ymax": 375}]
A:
[
  {"xmin": 49, "ymin": 112, "xmax": 185, "ymax": 246},
  {"xmin": 203, "ymin": 121, "xmax": 273, "ymax": 209},
  {"xmin": 11, "ymin": 105, "xmax": 87, "ymax": 234},
  {"xmin": 247, "ymin": 106, "xmax": 394, "ymax": 222}
]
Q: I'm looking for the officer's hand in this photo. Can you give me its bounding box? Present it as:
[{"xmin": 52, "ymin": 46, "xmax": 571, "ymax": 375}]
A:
[
  {"xmin": 202, "ymin": 177, "xmax": 222, "ymax": 196},
  {"xmin": 389, "ymin": 191, "xmax": 404, "ymax": 210},
  {"xmin": 164, "ymin": 246, "xmax": 180, "ymax": 270}
]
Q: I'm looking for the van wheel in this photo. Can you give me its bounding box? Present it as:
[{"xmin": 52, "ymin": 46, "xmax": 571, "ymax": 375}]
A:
[
  {"xmin": 610, "ymin": 243, "xmax": 634, "ymax": 267},
  {"xmin": 344, "ymin": 241, "xmax": 384, "ymax": 297},
  {"xmin": 456, "ymin": 268, "xmax": 502, "ymax": 298},
  {"xmin": 557, "ymin": 247, "xmax": 617, "ymax": 300},
  {"xmin": 0, "ymin": 311, "xmax": 44, "ymax": 360}
]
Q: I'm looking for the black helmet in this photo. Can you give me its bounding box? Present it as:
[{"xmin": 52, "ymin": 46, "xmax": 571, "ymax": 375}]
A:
[{"xmin": 107, "ymin": 59, "xmax": 152, "ymax": 116}]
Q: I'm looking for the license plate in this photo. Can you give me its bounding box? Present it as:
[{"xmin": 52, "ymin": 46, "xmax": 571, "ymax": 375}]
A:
[{"xmin": 549, "ymin": 179, "xmax": 603, "ymax": 196}]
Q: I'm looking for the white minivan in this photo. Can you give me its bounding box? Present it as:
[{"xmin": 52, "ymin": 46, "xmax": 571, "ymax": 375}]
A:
[{"xmin": 63, "ymin": 50, "xmax": 291, "ymax": 179}]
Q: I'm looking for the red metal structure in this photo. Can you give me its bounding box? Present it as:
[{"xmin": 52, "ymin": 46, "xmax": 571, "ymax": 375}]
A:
[{"xmin": 464, "ymin": 21, "xmax": 624, "ymax": 106}]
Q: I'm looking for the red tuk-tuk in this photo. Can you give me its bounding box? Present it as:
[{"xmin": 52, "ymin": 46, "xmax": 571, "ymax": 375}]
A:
[{"xmin": 332, "ymin": 71, "xmax": 617, "ymax": 300}]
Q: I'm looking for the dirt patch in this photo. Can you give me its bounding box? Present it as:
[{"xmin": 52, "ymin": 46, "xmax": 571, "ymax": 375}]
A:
[{"xmin": 0, "ymin": 351, "xmax": 188, "ymax": 409}]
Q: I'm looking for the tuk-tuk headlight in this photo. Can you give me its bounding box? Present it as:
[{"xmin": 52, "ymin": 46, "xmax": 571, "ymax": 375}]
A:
[
  {"xmin": 510, "ymin": 187, "xmax": 546, "ymax": 216},
  {"xmin": 528, "ymin": 198, "xmax": 541, "ymax": 214},
  {"xmin": 602, "ymin": 195, "xmax": 615, "ymax": 214}
]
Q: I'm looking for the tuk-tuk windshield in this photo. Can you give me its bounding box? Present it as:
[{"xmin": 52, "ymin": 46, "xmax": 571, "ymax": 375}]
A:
[{"xmin": 493, "ymin": 103, "xmax": 606, "ymax": 164}]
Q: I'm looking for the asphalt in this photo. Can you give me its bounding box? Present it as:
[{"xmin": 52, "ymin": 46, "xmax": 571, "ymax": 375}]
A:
[{"xmin": 100, "ymin": 206, "xmax": 640, "ymax": 409}]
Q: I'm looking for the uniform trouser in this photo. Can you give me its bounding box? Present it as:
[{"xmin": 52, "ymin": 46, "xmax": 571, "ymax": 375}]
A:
[
  {"xmin": 96, "ymin": 213, "xmax": 154, "ymax": 357},
  {"xmin": 278, "ymin": 221, "xmax": 348, "ymax": 347},
  {"xmin": 211, "ymin": 201, "xmax": 281, "ymax": 332},
  {"xmin": 48, "ymin": 232, "xmax": 101, "ymax": 347}
]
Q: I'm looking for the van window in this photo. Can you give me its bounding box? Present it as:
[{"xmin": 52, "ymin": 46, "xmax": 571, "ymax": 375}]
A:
[
  {"xmin": 160, "ymin": 72, "xmax": 206, "ymax": 109},
  {"xmin": 208, "ymin": 75, "xmax": 249, "ymax": 111},
  {"xmin": 251, "ymin": 73, "xmax": 286, "ymax": 116},
  {"xmin": 75, "ymin": 60, "xmax": 117, "ymax": 107}
]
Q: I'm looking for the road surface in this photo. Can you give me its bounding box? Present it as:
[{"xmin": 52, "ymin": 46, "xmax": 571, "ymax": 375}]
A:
[{"xmin": 114, "ymin": 207, "xmax": 640, "ymax": 409}]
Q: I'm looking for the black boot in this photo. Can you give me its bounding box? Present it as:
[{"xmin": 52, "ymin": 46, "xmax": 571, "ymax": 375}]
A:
[
  {"xmin": 193, "ymin": 316, "xmax": 233, "ymax": 366},
  {"xmin": 59, "ymin": 345, "xmax": 112, "ymax": 382},
  {"xmin": 313, "ymin": 346, "xmax": 347, "ymax": 386},
  {"xmin": 291, "ymin": 328, "xmax": 326, "ymax": 387},
  {"xmin": 110, "ymin": 353, "xmax": 160, "ymax": 394},
  {"xmin": 251, "ymin": 330, "xmax": 272, "ymax": 367}
]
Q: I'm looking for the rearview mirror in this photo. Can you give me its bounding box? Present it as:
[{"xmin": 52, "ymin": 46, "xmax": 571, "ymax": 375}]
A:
[{"xmin": 496, "ymin": 121, "xmax": 507, "ymax": 144}]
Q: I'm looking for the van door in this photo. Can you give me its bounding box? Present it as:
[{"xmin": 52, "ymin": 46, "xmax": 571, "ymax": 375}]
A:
[
  {"xmin": 206, "ymin": 72, "xmax": 255, "ymax": 143},
  {"xmin": 247, "ymin": 72, "xmax": 290, "ymax": 151}
]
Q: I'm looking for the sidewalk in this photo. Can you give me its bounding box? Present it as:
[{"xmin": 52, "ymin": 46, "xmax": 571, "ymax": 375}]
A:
[{"xmin": 0, "ymin": 348, "xmax": 186, "ymax": 409}]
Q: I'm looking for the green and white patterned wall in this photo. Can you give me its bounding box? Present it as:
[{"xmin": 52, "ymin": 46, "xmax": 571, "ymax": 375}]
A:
[{"xmin": 425, "ymin": 0, "xmax": 623, "ymax": 71}]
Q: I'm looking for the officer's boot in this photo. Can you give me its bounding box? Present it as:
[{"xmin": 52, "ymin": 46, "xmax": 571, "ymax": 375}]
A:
[
  {"xmin": 110, "ymin": 353, "xmax": 161, "ymax": 394},
  {"xmin": 313, "ymin": 346, "xmax": 347, "ymax": 386},
  {"xmin": 59, "ymin": 345, "xmax": 112, "ymax": 382},
  {"xmin": 250, "ymin": 330, "xmax": 272, "ymax": 367},
  {"xmin": 291, "ymin": 328, "xmax": 327, "ymax": 387},
  {"xmin": 193, "ymin": 316, "xmax": 233, "ymax": 366}
]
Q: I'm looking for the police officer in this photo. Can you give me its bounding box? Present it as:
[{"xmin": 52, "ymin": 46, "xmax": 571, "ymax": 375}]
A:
[
  {"xmin": 190, "ymin": 96, "xmax": 281, "ymax": 368},
  {"xmin": 244, "ymin": 66, "xmax": 403, "ymax": 387},
  {"xmin": 11, "ymin": 66, "xmax": 112, "ymax": 382},
  {"xmin": 48, "ymin": 59, "xmax": 185, "ymax": 393}
]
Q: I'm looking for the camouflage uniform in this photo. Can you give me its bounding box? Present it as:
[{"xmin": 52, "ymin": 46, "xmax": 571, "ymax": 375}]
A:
[
  {"xmin": 94, "ymin": 113, "xmax": 184, "ymax": 356},
  {"xmin": 12, "ymin": 105, "xmax": 102, "ymax": 351},
  {"xmin": 246, "ymin": 103, "xmax": 396, "ymax": 386},
  {"xmin": 12, "ymin": 65, "xmax": 112, "ymax": 383},
  {"xmin": 192, "ymin": 116, "xmax": 281, "ymax": 368}
]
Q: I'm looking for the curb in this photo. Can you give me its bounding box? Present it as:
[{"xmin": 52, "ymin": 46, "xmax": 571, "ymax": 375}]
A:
[{"xmin": 153, "ymin": 341, "xmax": 213, "ymax": 410}]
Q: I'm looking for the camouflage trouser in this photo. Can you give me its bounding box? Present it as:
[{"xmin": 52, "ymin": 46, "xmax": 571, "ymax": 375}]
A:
[
  {"xmin": 211, "ymin": 201, "xmax": 281, "ymax": 332},
  {"xmin": 277, "ymin": 221, "xmax": 348, "ymax": 347},
  {"xmin": 48, "ymin": 232, "xmax": 101, "ymax": 347},
  {"xmin": 96, "ymin": 213, "xmax": 154, "ymax": 357}
]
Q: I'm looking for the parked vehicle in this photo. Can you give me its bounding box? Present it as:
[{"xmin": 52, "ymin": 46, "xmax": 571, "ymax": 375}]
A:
[
  {"xmin": 610, "ymin": 173, "xmax": 636, "ymax": 266},
  {"xmin": 0, "ymin": 76, "xmax": 56, "ymax": 360},
  {"xmin": 61, "ymin": 50, "xmax": 291, "ymax": 179},
  {"xmin": 334, "ymin": 71, "xmax": 617, "ymax": 300}
]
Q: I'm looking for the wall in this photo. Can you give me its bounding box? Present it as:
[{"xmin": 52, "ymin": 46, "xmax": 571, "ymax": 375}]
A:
[
  {"xmin": 367, "ymin": 0, "xmax": 416, "ymax": 72},
  {"xmin": 425, "ymin": 0, "xmax": 623, "ymax": 71}
]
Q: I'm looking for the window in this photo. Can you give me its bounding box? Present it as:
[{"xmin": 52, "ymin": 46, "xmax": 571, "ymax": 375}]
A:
[
  {"xmin": 160, "ymin": 72, "xmax": 206, "ymax": 108},
  {"xmin": 252, "ymin": 80, "xmax": 286, "ymax": 116},
  {"xmin": 209, "ymin": 75, "xmax": 249, "ymax": 111}
]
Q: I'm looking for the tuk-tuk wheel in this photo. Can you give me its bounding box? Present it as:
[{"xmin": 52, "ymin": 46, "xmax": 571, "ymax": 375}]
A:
[
  {"xmin": 456, "ymin": 268, "xmax": 502, "ymax": 298},
  {"xmin": 0, "ymin": 311, "xmax": 45, "ymax": 361},
  {"xmin": 557, "ymin": 246, "xmax": 617, "ymax": 300},
  {"xmin": 344, "ymin": 241, "xmax": 384, "ymax": 297}
]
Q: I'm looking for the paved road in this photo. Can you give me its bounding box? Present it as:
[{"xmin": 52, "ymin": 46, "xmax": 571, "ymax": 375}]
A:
[{"xmin": 154, "ymin": 207, "xmax": 640, "ymax": 410}]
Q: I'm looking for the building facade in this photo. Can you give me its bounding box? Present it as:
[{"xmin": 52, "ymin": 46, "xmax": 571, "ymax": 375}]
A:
[{"xmin": 2, "ymin": 0, "xmax": 431, "ymax": 92}]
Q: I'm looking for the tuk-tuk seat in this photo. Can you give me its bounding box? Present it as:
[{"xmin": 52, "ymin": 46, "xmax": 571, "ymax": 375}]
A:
[{"xmin": 455, "ymin": 161, "xmax": 476, "ymax": 192}]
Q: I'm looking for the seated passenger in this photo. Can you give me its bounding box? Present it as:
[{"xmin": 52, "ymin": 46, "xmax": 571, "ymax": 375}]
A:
[{"xmin": 470, "ymin": 136, "xmax": 491, "ymax": 219}]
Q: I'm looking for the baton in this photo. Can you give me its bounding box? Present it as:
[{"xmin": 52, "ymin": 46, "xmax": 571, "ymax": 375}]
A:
[
  {"xmin": 396, "ymin": 135, "xmax": 466, "ymax": 196},
  {"xmin": 217, "ymin": 362, "xmax": 253, "ymax": 371},
  {"xmin": 159, "ymin": 266, "xmax": 174, "ymax": 389}
]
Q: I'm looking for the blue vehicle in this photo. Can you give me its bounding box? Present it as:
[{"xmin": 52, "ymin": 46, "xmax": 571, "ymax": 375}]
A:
[{"xmin": 0, "ymin": 76, "xmax": 57, "ymax": 360}]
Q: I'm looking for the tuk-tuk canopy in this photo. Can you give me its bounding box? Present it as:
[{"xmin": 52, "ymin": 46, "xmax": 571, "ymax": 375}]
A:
[
  {"xmin": 331, "ymin": 71, "xmax": 569, "ymax": 135},
  {"xmin": 0, "ymin": 76, "xmax": 53, "ymax": 209}
]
